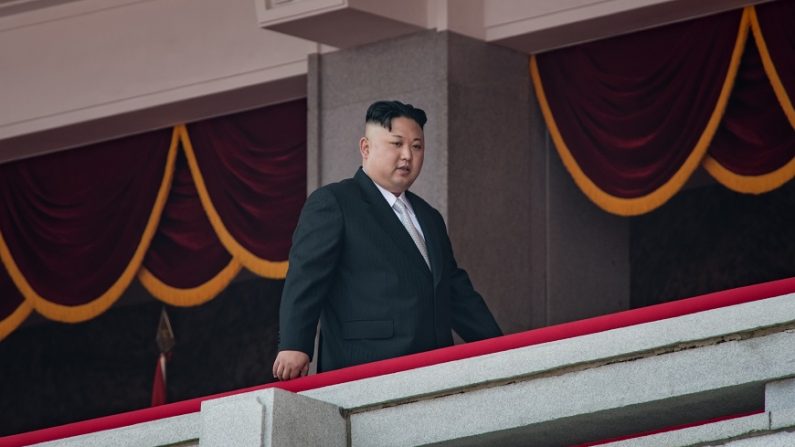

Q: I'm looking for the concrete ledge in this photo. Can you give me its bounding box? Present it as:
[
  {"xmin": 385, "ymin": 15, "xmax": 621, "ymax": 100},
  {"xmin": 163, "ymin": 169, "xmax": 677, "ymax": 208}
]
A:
[
  {"xmin": 34, "ymin": 388, "xmax": 347, "ymax": 447},
  {"xmin": 200, "ymin": 388, "xmax": 345, "ymax": 447},
  {"xmin": 302, "ymin": 293, "xmax": 795, "ymax": 411},
  {"xmin": 601, "ymin": 413, "xmax": 771, "ymax": 447},
  {"xmin": 344, "ymin": 330, "xmax": 795, "ymax": 446},
  {"xmin": 25, "ymin": 293, "xmax": 795, "ymax": 447},
  {"xmin": 766, "ymin": 377, "xmax": 795, "ymax": 430},
  {"xmin": 35, "ymin": 413, "xmax": 200, "ymax": 447},
  {"xmin": 721, "ymin": 430, "xmax": 795, "ymax": 446}
]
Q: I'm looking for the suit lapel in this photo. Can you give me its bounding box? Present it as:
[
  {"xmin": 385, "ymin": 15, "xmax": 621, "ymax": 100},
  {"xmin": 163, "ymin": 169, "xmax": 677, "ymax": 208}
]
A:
[{"xmin": 354, "ymin": 169, "xmax": 432, "ymax": 276}]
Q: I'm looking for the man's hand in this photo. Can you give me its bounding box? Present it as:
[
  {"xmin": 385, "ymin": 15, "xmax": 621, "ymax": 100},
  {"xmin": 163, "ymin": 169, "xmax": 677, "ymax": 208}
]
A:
[{"xmin": 272, "ymin": 350, "xmax": 310, "ymax": 381}]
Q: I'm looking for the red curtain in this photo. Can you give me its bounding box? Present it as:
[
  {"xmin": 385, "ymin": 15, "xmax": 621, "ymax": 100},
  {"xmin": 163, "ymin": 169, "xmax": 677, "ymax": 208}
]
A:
[
  {"xmin": 185, "ymin": 99, "xmax": 306, "ymax": 271},
  {"xmin": 0, "ymin": 99, "xmax": 307, "ymax": 339},
  {"xmin": 532, "ymin": 4, "xmax": 795, "ymax": 215},
  {"xmin": 140, "ymin": 150, "xmax": 234, "ymax": 293},
  {"xmin": 754, "ymin": 0, "xmax": 795, "ymax": 111},
  {"xmin": 707, "ymin": 37, "xmax": 795, "ymax": 179},
  {"xmin": 0, "ymin": 129, "xmax": 175, "ymax": 321},
  {"xmin": 533, "ymin": 9, "xmax": 743, "ymax": 201}
]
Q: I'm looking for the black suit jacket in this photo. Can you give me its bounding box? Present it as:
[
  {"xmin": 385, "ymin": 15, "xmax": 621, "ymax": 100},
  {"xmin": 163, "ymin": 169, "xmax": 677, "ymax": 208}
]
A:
[{"xmin": 278, "ymin": 168, "xmax": 502, "ymax": 372}]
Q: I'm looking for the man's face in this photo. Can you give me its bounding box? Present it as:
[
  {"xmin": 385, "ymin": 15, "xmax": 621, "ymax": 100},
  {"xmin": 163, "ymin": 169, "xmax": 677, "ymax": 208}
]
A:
[{"xmin": 360, "ymin": 117, "xmax": 425, "ymax": 196}]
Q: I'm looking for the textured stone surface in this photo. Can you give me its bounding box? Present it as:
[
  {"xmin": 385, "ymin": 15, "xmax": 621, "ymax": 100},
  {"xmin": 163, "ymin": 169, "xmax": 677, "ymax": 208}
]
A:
[
  {"xmin": 602, "ymin": 378, "xmax": 795, "ymax": 446},
  {"xmin": 767, "ymin": 377, "xmax": 795, "ymax": 430},
  {"xmin": 314, "ymin": 30, "xmax": 449, "ymax": 217},
  {"xmin": 346, "ymin": 329, "xmax": 793, "ymax": 446},
  {"xmin": 599, "ymin": 413, "xmax": 770, "ymax": 447},
  {"xmin": 304, "ymin": 292, "xmax": 795, "ymax": 410},
  {"xmin": 200, "ymin": 388, "xmax": 345, "ymax": 447},
  {"xmin": 720, "ymin": 430, "xmax": 795, "ymax": 447},
  {"xmin": 268, "ymin": 388, "xmax": 346, "ymax": 447},
  {"xmin": 201, "ymin": 392, "xmax": 268, "ymax": 447},
  {"xmin": 36, "ymin": 413, "xmax": 200, "ymax": 447},
  {"xmin": 30, "ymin": 292, "xmax": 795, "ymax": 447},
  {"xmin": 445, "ymin": 32, "xmax": 535, "ymax": 336}
]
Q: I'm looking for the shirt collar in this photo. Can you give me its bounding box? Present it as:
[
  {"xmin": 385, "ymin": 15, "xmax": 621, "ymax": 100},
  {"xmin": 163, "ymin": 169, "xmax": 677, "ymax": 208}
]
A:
[{"xmin": 364, "ymin": 168, "xmax": 410, "ymax": 210}]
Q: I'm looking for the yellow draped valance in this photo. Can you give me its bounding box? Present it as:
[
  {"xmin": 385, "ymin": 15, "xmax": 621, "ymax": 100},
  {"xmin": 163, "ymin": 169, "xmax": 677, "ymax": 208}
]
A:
[
  {"xmin": 531, "ymin": 5, "xmax": 794, "ymax": 216},
  {"xmin": 0, "ymin": 99, "xmax": 307, "ymax": 340}
]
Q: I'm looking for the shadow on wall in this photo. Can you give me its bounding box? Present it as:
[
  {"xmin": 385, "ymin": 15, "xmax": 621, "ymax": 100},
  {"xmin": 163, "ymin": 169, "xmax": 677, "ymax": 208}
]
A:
[{"xmin": 631, "ymin": 179, "xmax": 795, "ymax": 308}]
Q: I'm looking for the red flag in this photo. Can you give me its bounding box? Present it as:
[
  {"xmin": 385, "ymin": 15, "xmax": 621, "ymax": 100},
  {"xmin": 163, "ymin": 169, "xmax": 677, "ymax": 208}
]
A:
[
  {"xmin": 151, "ymin": 308, "xmax": 174, "ymax": 407},
  {"xmin": 150, "ymin": 353, "xmax": 167, "ymax": 407}
]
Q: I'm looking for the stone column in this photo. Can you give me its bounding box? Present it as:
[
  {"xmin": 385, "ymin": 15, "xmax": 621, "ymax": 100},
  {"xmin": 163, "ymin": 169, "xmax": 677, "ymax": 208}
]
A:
[{"xmin": 308, "ymin": 30, "xmax": 629, "ymax": 334}]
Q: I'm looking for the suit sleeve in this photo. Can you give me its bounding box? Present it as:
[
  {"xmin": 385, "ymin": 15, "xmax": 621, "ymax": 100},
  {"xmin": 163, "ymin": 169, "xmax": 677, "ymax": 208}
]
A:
[
  {"xmin": 278, "ymin": 187, "xmax": 343, "ymax": 357},
  {"xmin": 441, "ymin": 217, "xmax": 504, "ymax": 342}
]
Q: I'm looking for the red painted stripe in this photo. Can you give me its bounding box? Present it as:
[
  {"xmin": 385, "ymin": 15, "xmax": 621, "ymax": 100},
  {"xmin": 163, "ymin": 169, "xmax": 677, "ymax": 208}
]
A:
[
  {"xmin": 2, "ymin": 277, "xmax": 793, "ymax": 447},
  {"xmin": 572, "ymin": 410, "xmax": 765, "ymax": 446}
]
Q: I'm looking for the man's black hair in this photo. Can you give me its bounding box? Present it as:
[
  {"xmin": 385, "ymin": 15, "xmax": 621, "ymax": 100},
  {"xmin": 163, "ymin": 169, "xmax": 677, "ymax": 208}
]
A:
[{"xmin": 365, "ymin": 100, "xmax": 427, "ymax": 130}]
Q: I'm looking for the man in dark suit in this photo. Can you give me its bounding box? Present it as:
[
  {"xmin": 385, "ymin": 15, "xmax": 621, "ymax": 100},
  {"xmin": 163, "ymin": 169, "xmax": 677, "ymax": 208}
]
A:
[{"xmin": 273, "ymin": 100, "xmax": 502, "ymax": 380}]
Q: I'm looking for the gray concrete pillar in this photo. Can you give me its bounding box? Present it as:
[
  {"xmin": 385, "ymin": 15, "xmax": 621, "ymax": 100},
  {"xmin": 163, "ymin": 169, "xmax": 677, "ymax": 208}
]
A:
[
  {"xmin": 766, "ymin": 377, "xmax": 795, "ymax": 430},
  {"xmin": 444, "ymin": 32, "xmax": 534, "ymax": 335},
  {"xmin": 308, "ymin": 30, "xmax": 629, "ymax": 335}
]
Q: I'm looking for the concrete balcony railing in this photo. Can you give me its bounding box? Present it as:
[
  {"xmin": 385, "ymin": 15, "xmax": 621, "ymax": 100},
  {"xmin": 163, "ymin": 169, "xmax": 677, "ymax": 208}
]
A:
[{"xmin": 4, "ymin": 278, "xmax": 795, "ymax": 447}]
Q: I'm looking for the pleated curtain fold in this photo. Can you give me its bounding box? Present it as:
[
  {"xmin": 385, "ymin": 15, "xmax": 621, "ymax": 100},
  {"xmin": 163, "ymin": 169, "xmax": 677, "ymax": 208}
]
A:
[
  {"xmin": 0, "ymin": 99, "xmax": 306, "ymax": 340},
  {"xmin": 532, "ymin": 2, "xmax": 795, "ymax": 216}
]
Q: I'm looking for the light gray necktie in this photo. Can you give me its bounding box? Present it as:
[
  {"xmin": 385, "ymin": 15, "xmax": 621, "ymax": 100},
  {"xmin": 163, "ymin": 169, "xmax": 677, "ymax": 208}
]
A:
[{"xmin": 393, "ymin": 198, "xmax": 430, "ymax": 268}]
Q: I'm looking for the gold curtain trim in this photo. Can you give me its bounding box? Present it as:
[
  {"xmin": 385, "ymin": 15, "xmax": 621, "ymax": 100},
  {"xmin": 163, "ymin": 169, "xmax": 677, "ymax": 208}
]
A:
[
  {"xmin": 703, "ymin": 5, "xmax": 795, "ymax": 194},
  {"xmin": 703, "ymin": 154, "xmax": 795, "ymax": 194},
  {"xmin": 530, "ymin": 7, "xmax": 750, "ymax": 216},
  {"xmin": 0, "ymin": 300, "xmax": 32, "ymax": 341},
  {"xmin": 177, "ymin": 125, "xmax": 288, "ymax": 279},
  {"xmin": 749, "ymin": 5, "xmax": 795, "ymax": 129},
  {"xmin": 0, "ymin": 127, "xmax": 179, "ymax": 323},
  {"xmin": 138, "ymin": 258, "xmax": 242, "ymax": 307}
]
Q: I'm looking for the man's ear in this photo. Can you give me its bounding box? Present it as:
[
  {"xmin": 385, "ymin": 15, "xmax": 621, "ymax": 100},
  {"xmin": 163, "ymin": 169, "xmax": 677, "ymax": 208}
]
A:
[{"xmin": 359, "ymin": 136, "xmax": 369, "ymax": 160}]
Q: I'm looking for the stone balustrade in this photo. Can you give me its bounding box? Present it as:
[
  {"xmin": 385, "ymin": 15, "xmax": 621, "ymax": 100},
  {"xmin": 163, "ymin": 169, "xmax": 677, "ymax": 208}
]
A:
[{"xmin": 23, "ymin": 289, "xmax": 795, "ymax": 447}]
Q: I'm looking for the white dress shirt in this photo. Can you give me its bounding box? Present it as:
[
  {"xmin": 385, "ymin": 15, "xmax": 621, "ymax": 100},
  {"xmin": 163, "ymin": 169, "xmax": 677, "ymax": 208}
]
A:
[{"xmin": 370, "ymin": 179, "xmax": 426, "ymax": 240}]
